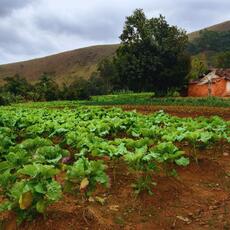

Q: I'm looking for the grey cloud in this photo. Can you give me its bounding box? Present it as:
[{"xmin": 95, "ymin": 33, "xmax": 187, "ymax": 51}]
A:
[
  {"xmin": 0, "ymin": 0, "xmax": 229, "ymax": 64},
  {"xmin": 0, "ymin": 0, "xmax": 35, "ymax": 16},
  {"xmin": 35, "ymin": 15, "xmax": 121, "ymax": 41}
]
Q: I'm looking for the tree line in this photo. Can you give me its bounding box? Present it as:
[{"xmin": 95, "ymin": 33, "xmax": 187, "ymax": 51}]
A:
[{"xmin": 0, "ymin": 73, "xmax": 109, "ymax": 105}]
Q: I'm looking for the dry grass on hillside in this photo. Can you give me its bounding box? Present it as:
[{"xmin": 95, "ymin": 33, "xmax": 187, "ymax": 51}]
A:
[
  {"xmin": 0, "ymin": 44, "xmax": 119, "ymax": 85},
  {"xmin": 188, "ymin": 20, "xmax": 230, "ymax": 41}
]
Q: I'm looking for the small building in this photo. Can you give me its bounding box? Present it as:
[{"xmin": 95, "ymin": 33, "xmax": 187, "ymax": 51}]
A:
[{"xmin": 188, "ymin": 69, "xmax": 230, "ymax": 97}]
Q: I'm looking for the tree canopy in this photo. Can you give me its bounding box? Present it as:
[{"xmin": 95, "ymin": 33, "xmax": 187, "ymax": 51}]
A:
[{"xmin": 99, "ymin": 9, "xmax": 190, "ymax": 94}]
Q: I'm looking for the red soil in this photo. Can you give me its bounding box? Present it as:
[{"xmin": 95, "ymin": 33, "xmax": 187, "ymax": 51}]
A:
[
  {"xmin": 1, "ymin": 143, "xmax": 230, "ymax": 230},
  {"xmin": 116, "ymin": 105, "xmax": 230, "ymax": 120}
]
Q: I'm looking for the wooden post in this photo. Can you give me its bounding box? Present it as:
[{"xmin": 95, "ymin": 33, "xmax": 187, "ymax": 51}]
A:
[{"xmin": 208, "ymin": 79, "xmax": 212, "ymax": 97}]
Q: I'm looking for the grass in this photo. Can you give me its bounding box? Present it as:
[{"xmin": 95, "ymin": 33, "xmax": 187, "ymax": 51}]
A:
[
  {"xmin": 10, "ymin": 93, "xmax": 230, "ymax": 108},
  {"xmin": 0, "ymin": 44, "xmax": 119, "ymax": 85}
]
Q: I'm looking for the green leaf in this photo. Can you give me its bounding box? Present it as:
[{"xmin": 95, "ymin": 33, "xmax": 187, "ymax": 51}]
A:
[
  {"xmin": 175, "ymin": 157, "xmax": 190, "ymax": 166},
  {"xmin": 36, "ymin": 200, "xmax": 46, "ymax": 213},
  {"xmin": 0, "ymin": 201, "xmax": 13, "ymax": 212},
  {"xmin": 46, "ymin": 180, "xmax": 62, "ymax": 201}
]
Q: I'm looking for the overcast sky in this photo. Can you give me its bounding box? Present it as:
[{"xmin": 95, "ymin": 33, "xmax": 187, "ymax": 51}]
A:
[{"xmin": 0, "ymin": 0, "xmax": 229, "ymax": 64}]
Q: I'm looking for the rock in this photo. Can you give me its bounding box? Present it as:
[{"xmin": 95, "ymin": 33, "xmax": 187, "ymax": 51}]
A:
[
  {"xmin": 88, "ymin": 197, "xmax": 95, "ymax": 202},
  {"xmin": 95, "ymin": 196, "xmax": 106, "ymax": 205},
  {"xmin": 208, "ymin": 205, "xmax": 218, "ymax": 210},
  {"xmin": 109, "ymin": 205, "xmax": 119, "ymax": 211},
  {"xmin": 217, "ymin": 214, "xmax": 224, "ymax": 220},
  {"xmin": 223, "ymin": 152, "xmax": 229, "ymax": 156},
  {"xmin": 176, "ymin": 215, "xmax": 191, "ymax": 223}
]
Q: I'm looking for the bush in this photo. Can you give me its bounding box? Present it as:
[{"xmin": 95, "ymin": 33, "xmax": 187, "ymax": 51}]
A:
[{"xmin": 0, "ymin": 92, "xmax": 23, "ymax": 106}]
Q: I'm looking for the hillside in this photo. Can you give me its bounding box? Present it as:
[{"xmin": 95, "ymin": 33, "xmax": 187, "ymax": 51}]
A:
[
  {"xmin": 0, "ymin": 21, "xmax": 229, "ymax": 85},
  {"xmin": 188, "ymin": 20, "xmax": 230, "ymax": 41},
  {"xmin": 0, "ymin": 44, "xmax": 119, "ymax": 85}
]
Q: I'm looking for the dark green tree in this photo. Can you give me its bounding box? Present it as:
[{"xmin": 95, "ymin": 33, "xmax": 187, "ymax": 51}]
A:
[
  {"xmin": 3, "ymin": 74, "xmax": 32, "ymax": 98},
  {"xmin": 35, "ymin": 74, "xmax": 59, "ymax": 101},
  {"xmin": 97, "ymin": 59, "xmax": 118, "ymax": 91},
  {"xmin": 214, "ymin": 51, "xmax": 230, "ymax": 68},
  {"xmin": 112, "ymin": 9, "xmax": 190, "ymax": 94}
]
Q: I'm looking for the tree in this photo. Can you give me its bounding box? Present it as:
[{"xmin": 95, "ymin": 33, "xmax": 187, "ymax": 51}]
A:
[
  {"xmin": 35, "ymin": 74, "xmax": 59, "ymax": 101},
  {"xmin": 214, "ymin": 51, "xmax": 230, "ymax": 68},
  {"xmin": 188, "ymin": 56, "xmax": 208, "ymax": 79},
  {"xmin": 3, "ymin": 74, "xmax": 32, "ymax": 98},
  {"xmin": 112, "ymin": 9, "xmax": 190, "ymax": 94},
  {"xmin": 97, "ymin": 59, "xmax": 118, "ymax": 91}
]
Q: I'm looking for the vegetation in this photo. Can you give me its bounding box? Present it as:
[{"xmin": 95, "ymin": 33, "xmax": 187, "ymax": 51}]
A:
[
  {"xmin": 188, "ymin": 30, "xmax": 230, "ymax": 68},
  {"xmin": 10, "ymin": 93, "xmax": 230, "ymax": 108},
  {"xmin": 0, "ymin": 106, "xmax": 229, "ymax": 223},
  {"xmin": 98, "ymin": 9, "xmax": 190, "ymax": 95},
  {"xmin": 187, "ymin": 55, "xmax": 208, "ymax": 79},
  {"xmin": 187, "ymin": 30, "xmax": 230, "ymax": 55},
  {"xmin": 213, "ymin": 51, "xmax": 230, "ymax": 68}
]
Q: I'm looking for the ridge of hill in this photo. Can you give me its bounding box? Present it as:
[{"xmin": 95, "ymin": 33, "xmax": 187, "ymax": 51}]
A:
[
  {"xmin": 0, "ymin": 44, "xmax": 119, "ymax": 85},
  {"xmin": 188, "ymin": 20, "xmax": 230, "ymax": 41},
  {"xmin": 0, "ymin": 21, "xmax": 229, "ymax": 85}
]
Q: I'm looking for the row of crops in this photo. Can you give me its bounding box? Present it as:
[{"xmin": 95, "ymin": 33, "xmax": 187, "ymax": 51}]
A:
[{"xmin": 0, "ymin": 106, "xmax": 229, "ymax": 223}]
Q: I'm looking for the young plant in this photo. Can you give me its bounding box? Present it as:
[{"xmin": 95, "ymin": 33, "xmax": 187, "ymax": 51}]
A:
[
  {"xmin": 0, "ymin": 164, "xmax": 62, "ymax": 223},
  {"xmin": 124, "ymin": 145, "xmax": 157, "ymax": 195},
  {"xmin": 65, "ymin": 157, "xmax": 109, "ymax": 196},
  {"xmin": 146, "ymin": 142, "xmax": 189, "ymax": 176}
]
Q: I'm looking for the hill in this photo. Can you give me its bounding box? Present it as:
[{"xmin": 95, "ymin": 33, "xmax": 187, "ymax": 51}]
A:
[
  {"xmin": 0, "ymin": 44, "xmax": 119, "ymax": 85},
  {"xmin": 0, "ymin": 21, "xmax": 229, "ymax": 85},
  {"xmin": 188, "ymin": 20, "xmax": 230, "ymax": 41}
]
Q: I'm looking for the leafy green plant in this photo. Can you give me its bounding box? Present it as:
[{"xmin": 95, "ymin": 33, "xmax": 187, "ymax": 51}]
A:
[
  {"xmin": 124, "ymin": 146, "xmax": 157, "ymax": 195},
  {"xmin": 0, "ymin": 164, "xmax": 62, "ymax": 223},
  {"xmin": 146, "ymin": 142, "xmax": 189, "ymax": 175},
  {"xmin": 34, "ymin": 145, "xmax": 69, "ymax": 165},
  {"xmin": 65, "ymin": 157, "xmax": 109, "ymax": 196}
]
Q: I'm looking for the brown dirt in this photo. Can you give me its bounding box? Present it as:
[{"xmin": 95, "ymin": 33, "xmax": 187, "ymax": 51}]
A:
[
  {"xmin": 115, "ymin": 105, "xmax": 230, "ymax": 120},
  {"xmin": 1, "ymin": 143, "xmax": 230, "ymax": 230}
]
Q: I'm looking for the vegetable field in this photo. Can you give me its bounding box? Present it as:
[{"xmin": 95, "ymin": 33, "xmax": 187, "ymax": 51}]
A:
[{"xmin": 0, "ymin": 106, "xmax": 230, "ymax": 229}]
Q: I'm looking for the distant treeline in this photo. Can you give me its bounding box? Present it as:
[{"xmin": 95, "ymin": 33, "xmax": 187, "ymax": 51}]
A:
[
  {"xmin": 0, "ymin": 73, "xmax": 109, "ymax": 105},
  {"xmin": 187, "ymin": 30, "xmax": 230, "ymax": 70},
  {"xmin": 187, "ymin": 30, "xmax": 230, "ymax": 54}
]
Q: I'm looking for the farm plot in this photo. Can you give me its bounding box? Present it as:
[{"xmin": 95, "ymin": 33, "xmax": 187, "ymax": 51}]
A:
[{"xmin": 0, "ymin": 107, "xmax": 230, "ymax": 229}]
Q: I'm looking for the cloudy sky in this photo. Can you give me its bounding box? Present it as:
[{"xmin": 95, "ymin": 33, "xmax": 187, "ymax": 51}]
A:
[{"xmin": 0, "ymin": 0, "xmax": 229, "ymax": 64}]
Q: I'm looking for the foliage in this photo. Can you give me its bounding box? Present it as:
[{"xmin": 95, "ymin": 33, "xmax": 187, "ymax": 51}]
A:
[
  {"xmin": 213, "ymin": 51, "xmax": 230, "ymax": 68},
  {"xmin": 0, "ymin": 106, "xmax": 229, "ymax": 223},
  {"xmin": 104, "ymin": 9, "xmax": 190, "ymax": 94},
  {"xmin": 34, "ymin": 74, "xmax": 60, "ymax": 101},
  {"xmin": 188, "ymin": 56, "xmax": 209, "ymax": 79},
  {"xmin": 0, "ymin": 164, "xmax": 61, "ymax": 223},
  {"xmin": 66, "ymin": 157, "xmax": 109, "ymax": 196},
  {"xmin": 187, "ymin": 30, "xmax": 230, "ymax": 55},
  {"xmin": 3, "ymin": 74, "xmax": 32, "ymax": 98}
]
